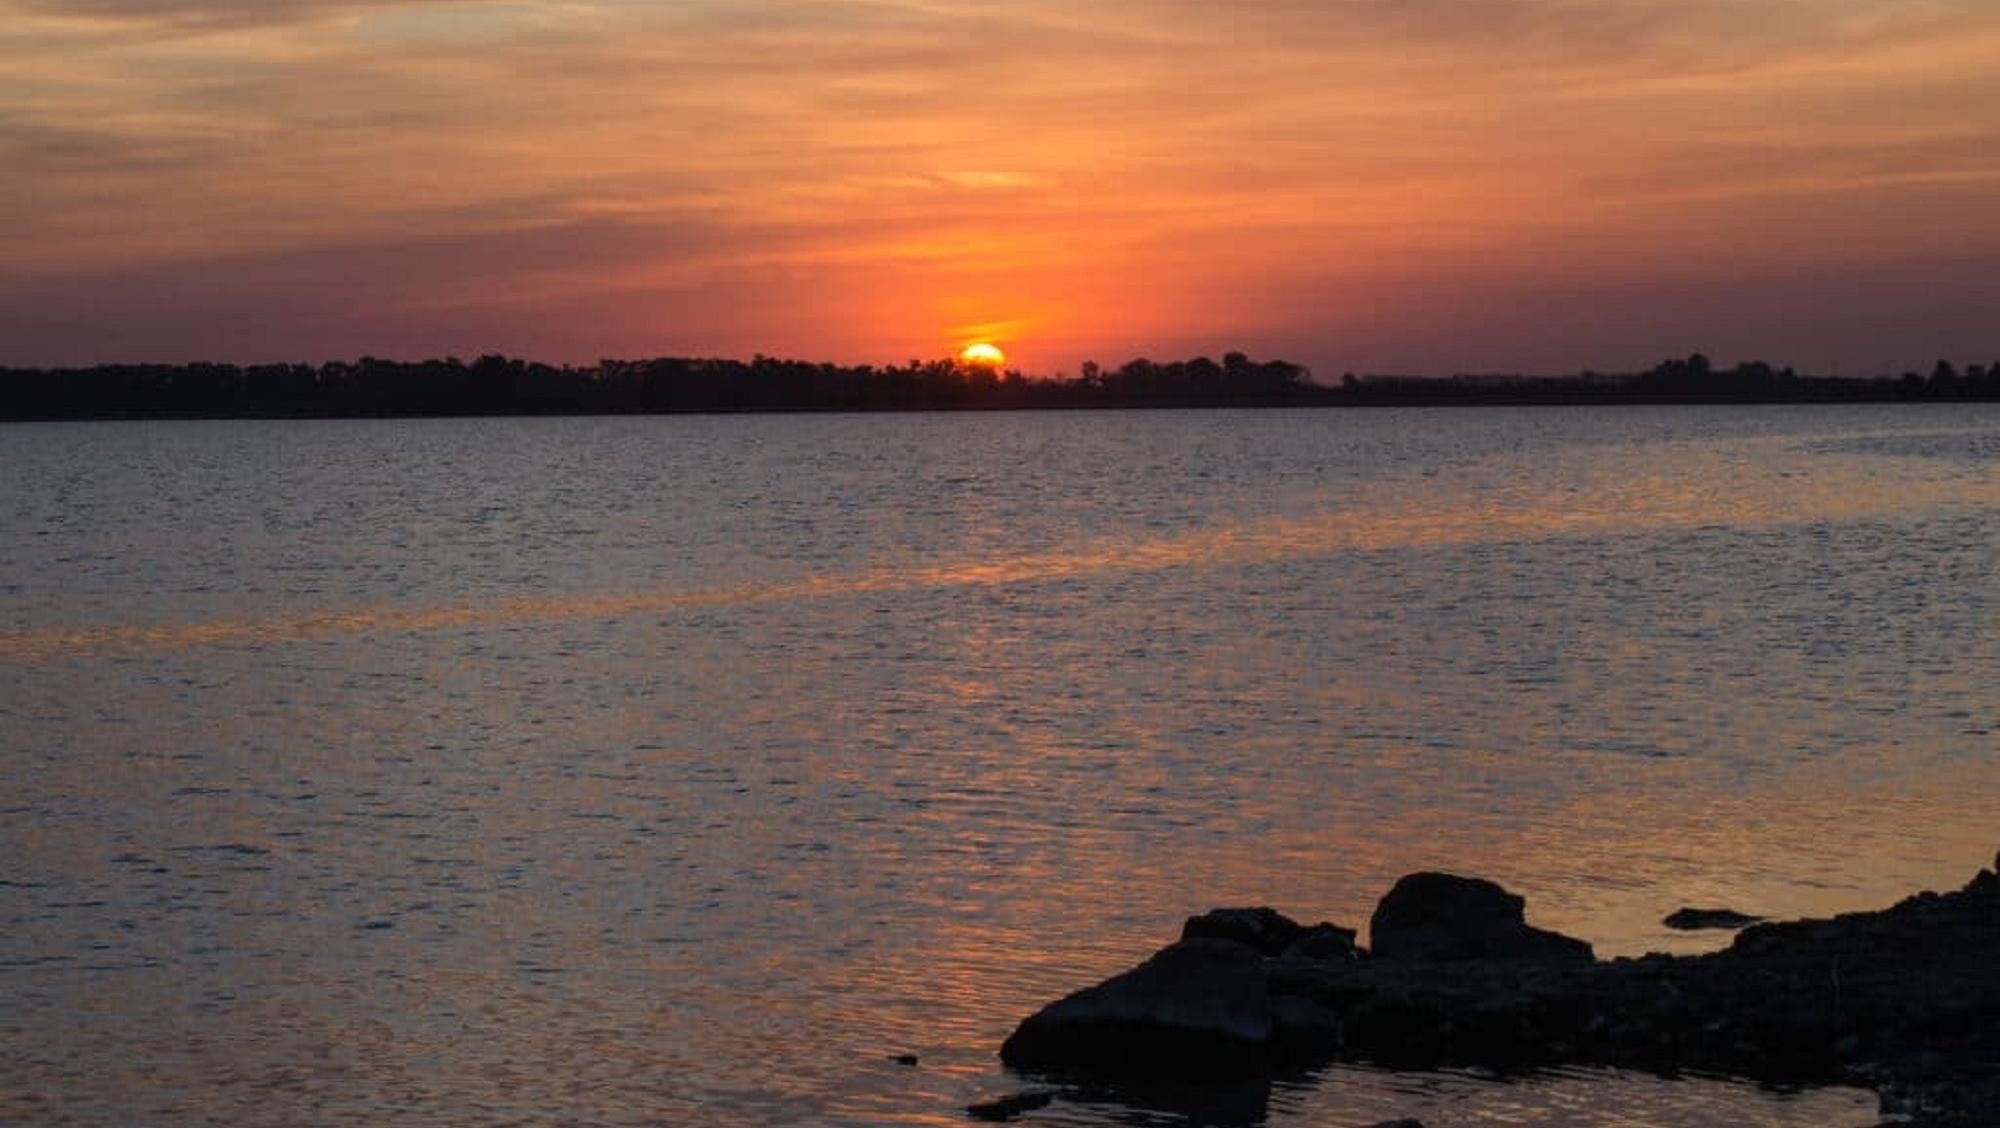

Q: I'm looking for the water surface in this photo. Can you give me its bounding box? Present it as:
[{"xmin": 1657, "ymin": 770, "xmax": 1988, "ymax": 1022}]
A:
[{"xmin": 3, "ymin": 405, "xmax": 1995, "ymax": 1126}]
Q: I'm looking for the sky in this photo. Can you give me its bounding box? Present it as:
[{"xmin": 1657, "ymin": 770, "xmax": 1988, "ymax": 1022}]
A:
[{"xmin": 2, "ymin": 0, "xmax": 1996, "ymax": 376}]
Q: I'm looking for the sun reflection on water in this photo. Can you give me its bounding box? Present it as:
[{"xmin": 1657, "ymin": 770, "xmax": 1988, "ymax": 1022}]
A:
[{"xmin": 3, "ymin": 431, "xmax": 1993, "ymax": 661}]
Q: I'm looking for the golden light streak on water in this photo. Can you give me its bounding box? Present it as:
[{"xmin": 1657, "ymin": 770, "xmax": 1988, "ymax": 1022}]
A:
[{"xmin": 2, "ymin": 433, "xmax": 1992, "ymax": 661}]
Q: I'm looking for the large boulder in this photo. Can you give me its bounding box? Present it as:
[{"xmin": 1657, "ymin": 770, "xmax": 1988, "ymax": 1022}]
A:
[
  {"xmin": 1000, "ymin": 938, "xmax": 1274, "ymax": 1076},
  {"xmin": 1369, "ymin": 873, "xmax": 1592, "ymax": 963}
]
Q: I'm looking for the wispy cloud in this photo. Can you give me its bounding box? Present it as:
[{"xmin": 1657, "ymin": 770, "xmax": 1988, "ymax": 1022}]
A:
[
  {"xmin": 2, "ymin": 0, "xmax": 1996, "ymax": 371},
  {"xmin": 9, "ymin": 0, "xmax": 496, "ymax": 33}
]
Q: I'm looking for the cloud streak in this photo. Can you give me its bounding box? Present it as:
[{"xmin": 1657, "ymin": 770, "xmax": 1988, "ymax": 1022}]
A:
[{"xmin": 2, "ymin": 0, "xmax": 1996, "ymax": 371}]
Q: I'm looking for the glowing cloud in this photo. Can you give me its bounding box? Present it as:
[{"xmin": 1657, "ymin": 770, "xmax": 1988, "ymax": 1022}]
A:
[{"xmin": 1, "ymin": 0, "xmax": 1995, "ymax": 371}]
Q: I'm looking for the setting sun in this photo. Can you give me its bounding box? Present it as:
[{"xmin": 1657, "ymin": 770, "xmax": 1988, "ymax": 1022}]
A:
[{"xmin": 959, "ymin": 342, "xmax": 1006, "ymax": 368}]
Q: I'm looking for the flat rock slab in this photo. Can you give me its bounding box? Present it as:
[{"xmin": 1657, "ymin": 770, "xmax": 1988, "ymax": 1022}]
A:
[
  {"xmin": 966, "ymin": 1089, "xmax": 1055, "ymax": 1121},
  {"xmin": 1663, "ymin": 907, "xmax": 1764, "ymax": 930}
]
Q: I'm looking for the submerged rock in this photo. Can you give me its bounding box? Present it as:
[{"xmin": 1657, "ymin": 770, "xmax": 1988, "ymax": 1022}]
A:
[
  {"xmin": 966, "ymin": 1089, "xmax": 1055, "ymax": 1121},
  {"xmin": 1369, "ymin": 872, "xmax": 1592, "ymax": 963},
  {"xmin": 1663, "ymin": 906, "xmax": 1764, "ymax": 931}
]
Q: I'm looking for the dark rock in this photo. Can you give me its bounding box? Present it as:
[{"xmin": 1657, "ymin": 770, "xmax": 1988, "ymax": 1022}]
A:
[
  {"xmin": 1281, "ymin": 922, "xmax": 1359, "ymax": 962},
  {"xmin": 1874, "ymin": 1064, "xmax": 2000, "ymax": 1127},
  {"xmin": 1000, "ymin": 863, "xmax": 2000, "ymax": 1127},
  {"xmin": 1358, "ymin": 1120, "xmax": 1426, "ymax": 1128},
  {"xmin": 1370, "ymin": 873, "xmax": 1592, "ymax": 963},
  {"xmin": 1269, "ymin": 992, "xmax": 1344, "ymax": 1056},
  {"xmin": 891, "ymin": 1053, "xmax": 919, "ymax": 1066},
  {"xmin": 1664, "ymin": 907, "xmax": 1764, "ymax": 931},
  {"xmin": 966, "ymin": 1089, "xmax": 1055, "ymax": 1121},
  {"xmin": 1001, "ymin": 938, "xmax": 1273, "ymax": 1076},
  {"xmin": 1182, "ymin": 907, "xmax": 1304, "ymax": 956},
  {"xmin": 1063, "ymin": 1076, "xmax": 1273, "ymax": 1127}
]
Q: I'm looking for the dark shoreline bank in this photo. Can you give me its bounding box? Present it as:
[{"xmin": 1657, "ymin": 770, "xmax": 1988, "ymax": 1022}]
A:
[
  {"xmin": 5, "ymin": 352, "xmax": 1997, "ymax": 421},
  {"xmin": 995, "ymin": 864, "xmax": 2000, "ymax": 1126}
]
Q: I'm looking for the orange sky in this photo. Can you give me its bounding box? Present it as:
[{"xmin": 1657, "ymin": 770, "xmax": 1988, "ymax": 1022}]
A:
[{"xmin": 2, "ymin": 0, "xmax": 1996, "ymax": 374}]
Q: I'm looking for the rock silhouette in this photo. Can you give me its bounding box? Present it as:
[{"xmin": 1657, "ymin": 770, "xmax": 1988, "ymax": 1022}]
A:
[
  {"xmin": 1182, "ymin": 907, "xmax": 1357, "ymax": 960},
  {"xmin": 1001, "ymin": 865, "xmax": 2000, "ymax": 1127},
  {"xmin": 1662, "ymin": 906, "xmax": 1764, "ymax": 931},
  {"xmin": 965, "ymin": 1088, "xmax": 1055, "ymax": 1121},
  {"xmin": 1368, "ymin": 872, "xmax": 1593, "ymax": 962}
]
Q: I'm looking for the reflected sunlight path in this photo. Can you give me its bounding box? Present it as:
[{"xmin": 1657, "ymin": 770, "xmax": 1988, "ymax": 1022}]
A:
[{"xmin": 4, "ymin": 434, "xmax": 1994, "ymax": 661}]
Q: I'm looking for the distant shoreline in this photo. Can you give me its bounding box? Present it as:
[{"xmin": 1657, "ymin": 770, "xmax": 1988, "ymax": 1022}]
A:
[{"xmin": 4, "ymin": 352, "xmax": 1995, "ymax": 421}]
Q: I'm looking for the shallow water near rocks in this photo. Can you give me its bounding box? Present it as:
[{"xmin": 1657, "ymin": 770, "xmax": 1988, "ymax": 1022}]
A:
[{"xmin": 2, "ymin": 405, "xmax": 1995, "ymax": 1126}]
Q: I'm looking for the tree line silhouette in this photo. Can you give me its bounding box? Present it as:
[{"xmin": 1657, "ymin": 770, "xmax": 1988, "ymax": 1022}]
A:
[
  {"xmin": 1335, "ymin": 355, "xmax": 2000, "ymax": 406},
  {"xmin": 0, "ymin": 351, "xmax": 1994, "ymax": 420}
]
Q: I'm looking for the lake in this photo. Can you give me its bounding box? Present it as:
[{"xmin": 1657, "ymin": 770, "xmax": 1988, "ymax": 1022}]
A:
[{"xmin": 2, "ymin": 405, "xmax": 1996, "ymax": 1127}]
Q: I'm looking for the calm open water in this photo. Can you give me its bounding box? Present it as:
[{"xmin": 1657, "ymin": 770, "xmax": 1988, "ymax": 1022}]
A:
[{"xmin": 3, "ymin": 406, "xmax": 1997, "ymax": 1127}]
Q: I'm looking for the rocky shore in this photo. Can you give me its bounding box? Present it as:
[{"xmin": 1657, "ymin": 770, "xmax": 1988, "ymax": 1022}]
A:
[{"xmin": 995, "ymin": 862, "xmax": 1999, "ymax": 1125}]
